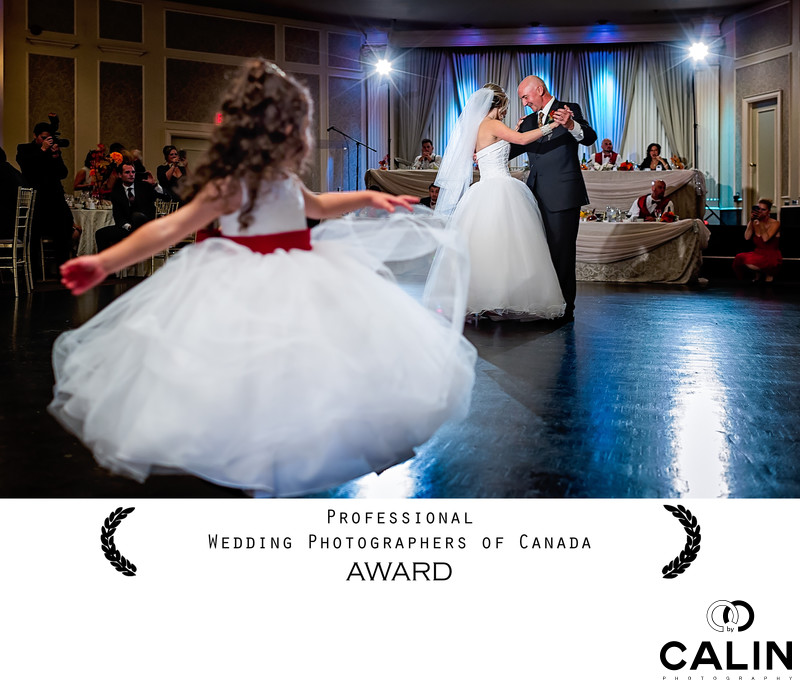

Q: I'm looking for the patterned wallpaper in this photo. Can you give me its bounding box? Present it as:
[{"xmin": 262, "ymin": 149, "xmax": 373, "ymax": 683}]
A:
[
  {"xmin": 28, "ymin": 54, "xmax": 75, "ymax": 185},
  {"xmin": 328, "ymin": 33, "xmax": 362, "ymax": 70},
  {"xmin": 99, "ymin": 0, "xmax": 143, "ymax": 43},
  {"xmin": 166, "ymin": 11, "xmax": 276, "ymax": 59},
  {"xmin": 295, "ymin": 73, "xmax": 320, "ymax": 191},
  {"xmin": 285, "ymin": 27, "xmax": 320, "ymax": 65},
  {"xmin": 100, "ymin": 62, "xmax": 143, "ymax": 153},
  {"xmin": 735, "ymin": 3, "xmax": 792, "ymax": 59},
  {"xmin": 328, "ymin": 76, "xmax": 363, "ymax": 192},
  {"xmin": 166, "ymin": 59, "xmax": 241, "ymax": 123}
]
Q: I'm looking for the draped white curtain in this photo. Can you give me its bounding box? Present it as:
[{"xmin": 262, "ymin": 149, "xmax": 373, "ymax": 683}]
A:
[
  {"xmin": 643, "ymin": 44, "xmax": 695, "ymax": 166},
  {"xmin": 395, "ymin": 49, "xmax": 449, "ymax": 167},
  {"xmin": 576, "ymin": 47, "xmax": 640, "ymax": 156},
  {"xmin": 694, "ymin": 64, "xmax": 720, "ymax": 203},
  {"xmin": 385, "ymin": 44, "xmax": 703, "ymax": 171}
]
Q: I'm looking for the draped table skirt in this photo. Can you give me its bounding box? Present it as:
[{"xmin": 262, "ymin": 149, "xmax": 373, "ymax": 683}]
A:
[{"xmin": 576, "ymin": 218, "xmax": 710, "ymax": 284}]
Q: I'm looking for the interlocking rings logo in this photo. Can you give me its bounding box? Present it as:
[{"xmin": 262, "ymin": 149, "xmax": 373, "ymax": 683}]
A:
[{"xmin": 706, "ymin": 600, "xmax": 755, "ymax": 633}]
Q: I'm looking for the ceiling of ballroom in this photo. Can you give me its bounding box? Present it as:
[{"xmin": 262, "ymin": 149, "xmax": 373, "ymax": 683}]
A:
[{"xmin": 175, "ymin": 0, "xmax": 761, "ymax": 30}]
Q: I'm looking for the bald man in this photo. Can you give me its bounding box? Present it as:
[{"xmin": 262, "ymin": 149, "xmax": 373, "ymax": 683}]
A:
[{"xmin": 509, "ymin": 76, "xmax": 596, "ymax": 320}]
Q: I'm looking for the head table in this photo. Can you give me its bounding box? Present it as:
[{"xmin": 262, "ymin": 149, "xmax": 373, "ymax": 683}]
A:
[{"xmin": 365, "ymin": 168, "xmax": 706, "ymax": 220}]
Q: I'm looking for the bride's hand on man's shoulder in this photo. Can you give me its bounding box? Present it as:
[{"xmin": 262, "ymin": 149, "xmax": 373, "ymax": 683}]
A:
[{"xmin": 515, "ymin": 117, "xmax": 525, "ymax": 131}]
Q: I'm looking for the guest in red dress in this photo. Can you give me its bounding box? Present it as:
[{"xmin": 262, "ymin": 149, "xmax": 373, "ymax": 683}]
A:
[{"xmin": 733, "ymin": 198, "xmax": 782, "ymax": 282}]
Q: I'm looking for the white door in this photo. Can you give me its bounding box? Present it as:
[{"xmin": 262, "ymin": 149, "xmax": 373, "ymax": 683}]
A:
[{"xmin": 748, "ymin": 98, "xmax": 778, "ymax": 208}]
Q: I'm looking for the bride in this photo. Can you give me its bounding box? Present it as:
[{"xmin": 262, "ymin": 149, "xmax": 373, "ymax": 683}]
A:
[{"xmin": 434, "ymin": 84, "xmax": 565, "ymax": 321}]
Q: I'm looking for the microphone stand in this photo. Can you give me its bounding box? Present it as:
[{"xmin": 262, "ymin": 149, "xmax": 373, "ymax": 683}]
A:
[{"xmin": 328, "ymin": 126, "xmax": 376, "ymax": 190}]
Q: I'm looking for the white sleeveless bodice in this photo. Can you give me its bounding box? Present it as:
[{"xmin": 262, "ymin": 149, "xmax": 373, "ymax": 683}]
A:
[
  {"xmin": 218, "ymin": 177, "xmax": 306, "ymax": 236},
  {"xmin": 475, "ymin": 140, "xmax": 511, "ymax": 180}
]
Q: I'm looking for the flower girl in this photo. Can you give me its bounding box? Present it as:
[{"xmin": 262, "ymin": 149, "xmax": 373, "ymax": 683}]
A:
[{"xmin": 50, "ymin": 59, "xmax": 475, "ymax": 496}]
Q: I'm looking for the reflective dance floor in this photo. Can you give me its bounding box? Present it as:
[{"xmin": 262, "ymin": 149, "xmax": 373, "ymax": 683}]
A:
[{"xmin": 2, "ymin": 276, "xmax": 799, "ymax": 499}]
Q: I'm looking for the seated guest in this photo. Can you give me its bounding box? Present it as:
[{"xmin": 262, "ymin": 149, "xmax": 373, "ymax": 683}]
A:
[
  {"xmin": 628, "ymin": 179, "xmax": 674, "ymax": 221},
  {"xmin": 638, "ymin": 142, "xmax": 671, "ymax": 171},
  {"xmin": 157, "ymin": 145, "xmax": 189, "ymax": 202},
  {"xmin": 419, "ymin": 183, "xmax": 440, "ymax": 210},
  {"xmin": 130, "ymin": 149, "xmax": 148, "ymax": 177},
  {"xmin": 73, "ymin": 150, "xmax": 96, "ymax": 191},
  {"xmin": 95, "ymin": 163, "xmax": 167, "ymax": 251},
  {"xmin": 0, "ymin": 147, "xmax": 24, "ymax": 239},
  {"xmin": 733, "ymin": 198, "xmax": 781, "ymax": 282},
  {"xmin": 593, "ymin": 138, "xmax": 619, "ymax": 166},
  {"xmin": 412, "ymin": 139, "xmax": 442, "ymax": 170}
]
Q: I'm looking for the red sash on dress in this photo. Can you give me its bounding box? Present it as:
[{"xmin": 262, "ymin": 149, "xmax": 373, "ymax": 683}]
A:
[{"xmin": 196, "ymin": 227, "xmax": 311, "ymax": 254}]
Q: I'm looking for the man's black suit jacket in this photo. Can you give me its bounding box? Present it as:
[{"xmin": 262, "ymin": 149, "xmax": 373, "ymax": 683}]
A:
[
  {"xmin": 508, "ymin": 100, "xmax": 597, "ymax": 213},
  {"xmin": 15, "ymin": 141, "xmax": 68, "ymax": 198},
  {"xmin": 110, "ymin": 179, "xmax": 161, "ymax": 228}
]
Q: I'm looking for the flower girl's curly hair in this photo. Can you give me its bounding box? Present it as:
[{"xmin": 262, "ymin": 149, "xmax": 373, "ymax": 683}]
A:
[
  {"xmin": 187, "ymin": 58, "xmax": 313, "ymax": 230},
  {"xmin": 483, "ymin": 83, "xmax": 509, "ymax": 118}
]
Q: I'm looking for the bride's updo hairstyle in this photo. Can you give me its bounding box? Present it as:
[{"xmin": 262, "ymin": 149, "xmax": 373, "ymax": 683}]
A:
[
  {"xmin": 483, "ymin": 83, "xmax": 509, "ymax": 118},
  {"xmin": 188, "ymin": 58, "xmax": 313, "ymax": 230}
]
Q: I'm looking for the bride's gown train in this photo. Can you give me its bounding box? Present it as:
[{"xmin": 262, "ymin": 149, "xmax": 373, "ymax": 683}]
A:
[{"xmin": 450, "ymin": 140, "xmax": 565, "ymax": 320}]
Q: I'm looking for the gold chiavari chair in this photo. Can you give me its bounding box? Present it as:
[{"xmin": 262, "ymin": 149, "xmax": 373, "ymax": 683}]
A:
[
  {"xmin": 0, "ymin": 188, "xmax": 36, "ymax": 297},
  {"xmin": 151, "ymin": 199, "xmax": 182, "ymax": 273}
]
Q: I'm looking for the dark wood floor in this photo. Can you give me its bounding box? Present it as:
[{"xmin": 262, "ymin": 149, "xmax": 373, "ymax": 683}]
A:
[{"xmin": 2, "ymin": 270, "xmax": 799, "ymax": 498}]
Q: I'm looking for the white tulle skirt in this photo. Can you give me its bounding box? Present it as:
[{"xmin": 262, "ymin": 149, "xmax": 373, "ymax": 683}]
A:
[
  {"xmin": 48, "ymin": 209, "xmax": 476, "ymax": 496},
  {"xmin": 449, "ymin": 176, "xmax": 565, "ymax": 320}
]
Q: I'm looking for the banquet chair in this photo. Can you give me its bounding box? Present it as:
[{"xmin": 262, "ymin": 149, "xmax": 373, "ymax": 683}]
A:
[
  {"xmin": 39, "ymin": 236, "xmax": 58, "ymax": 281},
  {"xmin": 394, "ymin": 157, "xmax": 412, "ymax": 170},
  {"xmin": 151, "ymin": 199, "xmax": 182, "ymax": 273},
  {"xmin": 0, "ymin": 188, "xmax": 36, "ymax": 297}
]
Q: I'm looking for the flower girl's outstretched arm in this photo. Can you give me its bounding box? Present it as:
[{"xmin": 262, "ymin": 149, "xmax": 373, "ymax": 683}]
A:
[
  {"xmin": 301, "ymin": 186, "xmax": 418, "ymax": 219},
  {"xmin": 61, "ymin": 180, "xmax": 242, "ymax": 295},
  {"xmin": 483, "ymin": 117, "xmax": 561, "ymax": 146}
]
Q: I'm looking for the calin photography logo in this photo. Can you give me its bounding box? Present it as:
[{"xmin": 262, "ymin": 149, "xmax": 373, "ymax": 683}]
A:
[
  {"xmin": 100, "ymin": 507, "xmax": 138, "ymax": 577},
  {"xmin": 660, "ymin": 600, "xmax": 793, "ymax": 678}
]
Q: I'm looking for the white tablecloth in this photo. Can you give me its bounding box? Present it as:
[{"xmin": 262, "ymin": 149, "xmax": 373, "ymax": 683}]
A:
[
  {"xmin": 581, "ymin": 169, "xmax": 706, "ymax": 220},
  {"xmin": 71, "ymin": 207, "xmax": 150, "ymax": 276},
  {"xmin": 576, "ymin": 218, "xmax": 710, "ymax": 284},
  {"xmin": 364, "ymin": 168, "xmax": 527, "ymax": 197},
  {"xmin": 72, "ymin": 208, "xmax": 113, "ymax": 256}
]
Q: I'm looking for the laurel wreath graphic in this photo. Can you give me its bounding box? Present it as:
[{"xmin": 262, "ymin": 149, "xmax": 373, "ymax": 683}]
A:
[
  {"xmin": 100, "ymin": 507, "xmax": 137, "ymax": 577},
  {"xmin": 662, "ymin": 504, "xmax": 701, "ymax": 579}
]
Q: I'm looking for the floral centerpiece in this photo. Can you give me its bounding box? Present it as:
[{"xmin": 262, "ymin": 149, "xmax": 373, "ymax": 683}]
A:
[
  {"xmin": 378, "ymin": 155, "xmax": 389, "ymax": 170},
  {"xmin": 89, "ymin": 145, "xmax": 123, "ymax": 197},
  {"xmin": 660, "ymin": 210, "xmax": 676, "ymax": 223},
  {"xmin": 618, "ymin": 161, "xmax": 635, "ymax": 171},
  {"xmin": 591, "ymin": 161, "xmax": 614, "ymax": 171},
  {"xmin": 670, "ymin": 155, "xmax": 685, "ymax": 170}
]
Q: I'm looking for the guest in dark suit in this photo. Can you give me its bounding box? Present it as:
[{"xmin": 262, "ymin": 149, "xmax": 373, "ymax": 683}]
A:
[
  {"xmin": 419, "ymin": 183, "xmax": 440, "ymax": 210},
  {"xmin": 96, "ymin": 163, "xmax": 167, "ymax": 251},
  {"xmin": 508, "ymin": 76, "xmax": 597, "ymax": 319}
]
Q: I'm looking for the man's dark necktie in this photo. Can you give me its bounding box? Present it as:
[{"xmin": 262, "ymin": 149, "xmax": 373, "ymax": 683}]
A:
[{"xmin": 127, "ymin": 187, "xmax": 134, "ymax": 204}]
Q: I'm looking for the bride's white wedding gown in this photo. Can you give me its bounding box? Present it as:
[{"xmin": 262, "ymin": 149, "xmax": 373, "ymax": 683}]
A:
[{"xmin": 450, "ymin": 139, "xmax": 565, "ymax": 320}]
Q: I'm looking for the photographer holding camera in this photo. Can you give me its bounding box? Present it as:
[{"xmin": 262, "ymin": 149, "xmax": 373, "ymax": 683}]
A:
[
  {"xmin": 16, "ymin": 114, "xmax": 75, "ymax": 270},
  {"xmin": 732, "ymin": 198, "xmax": 782, "ymax": 282}
]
